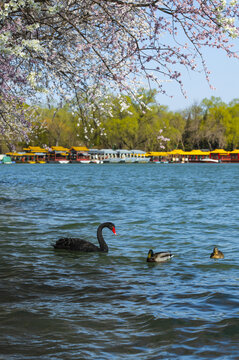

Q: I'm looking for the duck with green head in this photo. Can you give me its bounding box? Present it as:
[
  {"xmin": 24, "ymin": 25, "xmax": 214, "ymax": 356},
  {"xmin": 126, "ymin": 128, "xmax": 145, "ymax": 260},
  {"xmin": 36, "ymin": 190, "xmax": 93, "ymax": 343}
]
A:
[{"xmin": 147, "ymin": 249, "xmax": 174, "ymax": 263}]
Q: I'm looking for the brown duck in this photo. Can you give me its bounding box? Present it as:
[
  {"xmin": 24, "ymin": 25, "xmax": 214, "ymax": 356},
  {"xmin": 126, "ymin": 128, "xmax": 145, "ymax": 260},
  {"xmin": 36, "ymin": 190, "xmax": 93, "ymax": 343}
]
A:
[{"xmin": 210, "ymin": 247, "xmax": 224, "ymax": 259}]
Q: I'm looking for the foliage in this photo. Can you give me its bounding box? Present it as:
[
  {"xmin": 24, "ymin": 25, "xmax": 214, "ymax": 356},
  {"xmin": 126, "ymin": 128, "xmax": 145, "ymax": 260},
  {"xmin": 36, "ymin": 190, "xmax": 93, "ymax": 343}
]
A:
[
  {"xmin": 13, "ymin": 92, "xmax": 239, "ymax": 152},
  {"xmin": 1, "ymin": 0, "xmax": 239, "ymax": 142},
  {"xmin": 181, "ymin": 97, "xmax": 239, "ymax": 150},
  {"xmin": 21, "ymin": 105, "xmax": 80, "ymax": 148}
]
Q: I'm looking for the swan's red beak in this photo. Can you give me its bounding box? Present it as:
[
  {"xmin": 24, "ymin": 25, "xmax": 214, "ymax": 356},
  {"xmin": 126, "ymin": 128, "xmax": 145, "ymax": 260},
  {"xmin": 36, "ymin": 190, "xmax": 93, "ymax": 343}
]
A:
[{"xmin": 112, "ymin": 227, "xmax": 117, "ymax": 235}]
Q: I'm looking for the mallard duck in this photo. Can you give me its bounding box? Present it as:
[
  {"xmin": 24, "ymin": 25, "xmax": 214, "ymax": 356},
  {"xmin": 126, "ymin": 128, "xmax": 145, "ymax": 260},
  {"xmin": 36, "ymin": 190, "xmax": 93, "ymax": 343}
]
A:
[
  {"xmin": 210, "ymin": 247, "xmax": 224, "ymax": 259},
  {"xmin": 147, "ymin": 249, "xmax": 174, "ymax": 263}
]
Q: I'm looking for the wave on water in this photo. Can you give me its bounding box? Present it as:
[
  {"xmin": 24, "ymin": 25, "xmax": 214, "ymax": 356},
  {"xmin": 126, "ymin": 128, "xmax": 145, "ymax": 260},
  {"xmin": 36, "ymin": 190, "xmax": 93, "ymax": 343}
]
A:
[{"xmin": 0, "ymin": 164, "xmax": 239, "ymax": 359}]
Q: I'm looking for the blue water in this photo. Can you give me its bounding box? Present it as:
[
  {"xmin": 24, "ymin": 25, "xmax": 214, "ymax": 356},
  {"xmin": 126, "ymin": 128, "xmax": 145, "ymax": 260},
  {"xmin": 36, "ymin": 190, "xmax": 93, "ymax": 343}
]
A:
[{"xmin": 0, "ymin": 163, "xmax": 239, "ymax": 359}]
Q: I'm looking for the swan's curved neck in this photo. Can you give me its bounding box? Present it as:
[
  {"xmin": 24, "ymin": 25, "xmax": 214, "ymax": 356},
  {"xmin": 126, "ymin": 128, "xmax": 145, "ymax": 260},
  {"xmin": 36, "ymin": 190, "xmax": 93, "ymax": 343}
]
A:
[{"xmin": 97, "ymin": 224, "xmax": 108, "ymax": 252}]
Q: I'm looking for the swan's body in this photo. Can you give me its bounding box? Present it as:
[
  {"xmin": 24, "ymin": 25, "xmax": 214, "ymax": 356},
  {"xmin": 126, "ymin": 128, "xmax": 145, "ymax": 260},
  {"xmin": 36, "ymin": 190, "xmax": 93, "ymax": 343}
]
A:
[
  {"xmin": 53, "ymin": 222, "xmax": 116, "ymax": 252},
  {"xmin": 147, "ymin": 249, "xmax": 174, "ymax": 263},
  {"xmin": 210, "ymin": 247, "xmax": 224, "ymax": 259}
]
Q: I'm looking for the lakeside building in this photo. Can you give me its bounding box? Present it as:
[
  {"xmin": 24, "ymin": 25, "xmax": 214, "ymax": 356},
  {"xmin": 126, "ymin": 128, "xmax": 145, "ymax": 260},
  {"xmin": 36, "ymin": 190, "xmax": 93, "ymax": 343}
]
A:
[
  {"xmin": 230, "ymin": 149, "xmax": 239, "ymax": 162},
  {"xmin": 4, "ymin": 147, "xmax": 239, "ymax": 164},
  {"xmin": 47, "ymin": 146, "xmax": 70, "ymax": 163},
  {"xmin": 6, "ymin": 146, "xmax": 48, "ymax": 163},
  {"xmin": 88, "ymin": 149, "xmax": 150, "ymax": 163},
  {"xmin": 210, "ymin": 149, "xmax": 231, "ymax": 163},
  {"xmin": 69, "ymin": 147, "xmax": 90, "ymax": 163}
]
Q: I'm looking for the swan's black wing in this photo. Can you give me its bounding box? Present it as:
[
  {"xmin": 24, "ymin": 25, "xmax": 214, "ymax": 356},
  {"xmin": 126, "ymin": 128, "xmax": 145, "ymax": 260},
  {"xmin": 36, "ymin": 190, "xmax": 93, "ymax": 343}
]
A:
[{"xmin": 53, "ymin": 237, "xmax": 100, "ymax": 252}]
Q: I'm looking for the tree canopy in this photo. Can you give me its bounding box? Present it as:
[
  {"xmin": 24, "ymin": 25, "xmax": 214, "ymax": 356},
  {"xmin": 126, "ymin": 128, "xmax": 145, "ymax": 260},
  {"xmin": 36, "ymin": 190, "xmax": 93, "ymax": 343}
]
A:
[
  {"xmin": 7, "ymin": 93, "xmax": 238, "ymax": 155},
  {"xmin": 1, "ymin": 0, "xmax": 239, "ymax": 142}
]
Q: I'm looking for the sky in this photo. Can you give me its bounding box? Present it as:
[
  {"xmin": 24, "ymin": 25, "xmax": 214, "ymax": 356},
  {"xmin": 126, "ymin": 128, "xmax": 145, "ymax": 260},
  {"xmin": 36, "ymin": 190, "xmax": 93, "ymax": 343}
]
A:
[
  {"xmin": 156, "ymin": 47, "xmax": 239, "ymax": 112},
  {"xmin": 37, "ymin": 37, "xmax": 239, "ymax": 113}
]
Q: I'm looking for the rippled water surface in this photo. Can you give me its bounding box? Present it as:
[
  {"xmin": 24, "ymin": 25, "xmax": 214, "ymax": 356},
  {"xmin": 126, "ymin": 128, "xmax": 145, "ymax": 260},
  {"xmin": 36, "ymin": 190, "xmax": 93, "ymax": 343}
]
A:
[{"xmin": 0, "ymin": 163, "xmax": 239, "ymax": 359}]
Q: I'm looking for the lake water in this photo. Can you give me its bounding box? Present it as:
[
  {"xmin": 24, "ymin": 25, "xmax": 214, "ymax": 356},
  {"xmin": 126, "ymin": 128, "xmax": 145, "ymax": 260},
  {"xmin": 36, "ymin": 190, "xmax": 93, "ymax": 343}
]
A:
[{"xmin": 0, "ymin": 163, "xmax": 239, "ymax": 359}]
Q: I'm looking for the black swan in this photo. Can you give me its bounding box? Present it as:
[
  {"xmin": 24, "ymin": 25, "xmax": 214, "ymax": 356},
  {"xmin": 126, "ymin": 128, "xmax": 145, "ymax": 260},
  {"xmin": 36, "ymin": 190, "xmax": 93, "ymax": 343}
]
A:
[
  {"xmin": 53, "ymin": 222, "xmax": 116, "ymax": 252},
  {"xmin": 147, "ymin": 249, "xmax": 174, "ymax": 262},
  {"xmin": 210, "ymin": 247, "xmax": 224, "ymax": 259}
]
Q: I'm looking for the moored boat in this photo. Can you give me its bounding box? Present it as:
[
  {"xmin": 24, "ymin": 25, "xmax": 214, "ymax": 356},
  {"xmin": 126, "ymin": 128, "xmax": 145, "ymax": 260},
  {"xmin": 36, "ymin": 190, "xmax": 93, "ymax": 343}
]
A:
[
  {"xmin": 58, "ymin": 160, "xmax": 70, "ymax": 164},
  {"xmin": 4, "ymin": 147, "xmax": 239, "ymax": 164},
  {"xmin": 200, "ymin": 158, "xmax": 219, "ymax": 163},
  {"xmin": 91, "ymin": 159, "xmax": 103, "ymax": 164},
  {"xmin": 0, "ymin": 155, "xmax": 13, "ymax": 164},
  {"xmin": 131, "ymin": 150, "xmax": 150, "ymax": 163},
  {"xmin": 79, "ymin": 159, "xmax": 91, "ymax": 164},
  {"xmin": 69, "ymin": 147, "xmax": 90, "ymax": 163}
]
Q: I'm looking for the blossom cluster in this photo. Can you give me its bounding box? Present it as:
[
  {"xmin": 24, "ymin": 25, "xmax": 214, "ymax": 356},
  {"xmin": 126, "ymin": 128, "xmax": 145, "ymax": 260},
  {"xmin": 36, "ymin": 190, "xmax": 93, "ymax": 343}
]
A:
[{"xmin": 0, "ymin": 0, "xmax": 239, "ymax": 141}]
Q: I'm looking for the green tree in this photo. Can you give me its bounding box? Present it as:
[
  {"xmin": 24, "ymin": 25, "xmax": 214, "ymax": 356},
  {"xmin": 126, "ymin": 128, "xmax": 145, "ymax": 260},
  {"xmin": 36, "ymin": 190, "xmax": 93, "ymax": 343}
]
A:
[
  {"xmin": 226, "ymin": 100, "xmax": 239, "ymax": 149},
  {"xmin": 39, "ymin": 106, "xmax": 80, "ymax": 147},
  {"xmin": 102, "ymin": 90, "xmax": 173, "ymax": 150},
  {"xmin": 200, "ymin": 97, "xmax": 228, "ymax": 150},
  {"xmin": 181, "ymin": 103, "xmax": 203, "ymax": 150}
]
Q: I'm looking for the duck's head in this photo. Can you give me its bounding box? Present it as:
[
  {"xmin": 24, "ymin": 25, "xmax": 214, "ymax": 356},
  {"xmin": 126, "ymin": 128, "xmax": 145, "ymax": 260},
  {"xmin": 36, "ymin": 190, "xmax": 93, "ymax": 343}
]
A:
[
  {"xmin": 213, "ymin": 247, "xmax": 219, "ymax": 254},
  {"xmin": 147, "ymin": 249, "xmax": 154, "ymax": 259}
]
